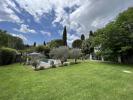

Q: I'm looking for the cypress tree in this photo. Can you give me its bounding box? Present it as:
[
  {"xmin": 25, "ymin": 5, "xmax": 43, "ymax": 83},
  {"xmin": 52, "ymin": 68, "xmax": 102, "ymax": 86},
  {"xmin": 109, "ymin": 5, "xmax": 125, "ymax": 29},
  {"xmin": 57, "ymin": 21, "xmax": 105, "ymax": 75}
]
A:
[
  {"xmin": 43, "ymin": 41, "xmax": 46, "ymax": 46},
  {"xmin": 62, "ymin": 26, "xmax": 67, "ymax": 46},
  {"xmin": 33, "ymin": 42, "xmax": 36, "ymax": 47},
  {"xmin": 89, "ymin": 30, "xmax": 93, "ymax": 37},
  {"xmin": 81, "ymin": 34, "xmax": 85, "ymax": 41}
]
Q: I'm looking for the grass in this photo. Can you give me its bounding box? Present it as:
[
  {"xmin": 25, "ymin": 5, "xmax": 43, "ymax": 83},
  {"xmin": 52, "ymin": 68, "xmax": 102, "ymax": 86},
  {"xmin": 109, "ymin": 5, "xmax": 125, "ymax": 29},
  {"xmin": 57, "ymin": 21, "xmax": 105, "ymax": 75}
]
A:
[{"xmin": 0, "ymin": 61, "xmax": 133, "ymax": 100}]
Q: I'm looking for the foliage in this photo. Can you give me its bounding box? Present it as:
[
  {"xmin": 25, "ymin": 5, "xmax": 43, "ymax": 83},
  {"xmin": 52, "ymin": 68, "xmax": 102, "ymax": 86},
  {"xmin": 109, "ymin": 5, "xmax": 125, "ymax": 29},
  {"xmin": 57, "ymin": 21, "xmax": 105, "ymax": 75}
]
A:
[
  {"xmin": 0, "ymin": 29, "xmax": 24, "ymax": 50},
  {"xmin": 89, "ymin": 30, "xmax": 94, "ymax": 37},
  {"xmin": 70, "ymin": 48, "xmax": 81, "ymax": 63},
  {"xmin": 32, "ymin": 60, "xmax": 39, "ymax": 70},
  {"xmin": 33, "ymin": 42, "xmax": 36, "ymax": 47},
  {"xmin": 62, "ymin": 26, "xmax": 67, "ymax": 46},
  {"xmin": 49, "ymin": 46, "xmax": 69, "ymax": 64},
  {"xmin": 47, "ymin": 39, "xmax": 64, "ymax": 48},
  {"xmin": 81, "ymin": 34, "xmax": 85, "ymax": 41},
  {"xmin": 36, "ymin": 45, "xmax": 50, "ymax": 57},
  {"xmin": 92, "ymin": 7, "xmax": 133, "ymax": 63},
  {"xmin": 43, "ymin": 41, "xmax": 46, "ymax": 46},
  {"xmin": 81, "ymin": 39, "xmax": 94, "ymax": 55},
  {"xmin": 50, "ymin": 61, "xmax": 56, "ymax": 68},
  {"xmin": 72, "ymin": 39, "xmax": 82, "ymax": 49},
  {"xmin": 0, "ymin": 47, "xmax": 17, "ymax": 65},
  {"xmin": 36, "ymin": 45, "xmax": 45, "ymax": 52}
]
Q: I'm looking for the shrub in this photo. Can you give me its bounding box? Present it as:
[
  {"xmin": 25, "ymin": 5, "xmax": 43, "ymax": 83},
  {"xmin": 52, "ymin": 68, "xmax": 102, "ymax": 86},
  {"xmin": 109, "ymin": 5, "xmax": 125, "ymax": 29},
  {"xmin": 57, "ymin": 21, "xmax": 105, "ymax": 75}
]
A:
[
  {"xmin": 32, "ymin": 60, "xmax": 39, "ymax": 70},
  {"xmin": 50, "ymin": 61, "xmax": 56, "ymax": 68},
  {"xmin": 0, "ymin": 47, "xmax": 17, "ymax": 65},
  {"xmin": 39, "ymin": 66, "xmax": 45, "ymax": 70},
  {"xmin": 72, "ymin": 39, "xmax": 82, "ymax": 49},
  {"xmin": 36, "ymin": 45, "xmax": 50, "ymax": 58},
  {"xmin": 49, "ymin": 46, "xmax": 69, "ymax": 65},
  {"xmin": 63, "ymin": 63, "xmax": 68, "ymax": 66},
  {"xmin": 70, "ymin": 49, "xmax": 81, "ymax": 63},
  {"xmin": 70, "ymin": 62, "xmax": 75, "ymax": 65}
]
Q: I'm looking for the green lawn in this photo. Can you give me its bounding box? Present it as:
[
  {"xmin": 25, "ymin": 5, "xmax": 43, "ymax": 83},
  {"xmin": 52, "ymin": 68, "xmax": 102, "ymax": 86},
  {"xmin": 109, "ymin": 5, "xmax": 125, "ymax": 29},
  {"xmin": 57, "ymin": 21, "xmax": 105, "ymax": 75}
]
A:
[{"xmin": 0, "ymin": 61, "xmax": 133, "ymax": 100}]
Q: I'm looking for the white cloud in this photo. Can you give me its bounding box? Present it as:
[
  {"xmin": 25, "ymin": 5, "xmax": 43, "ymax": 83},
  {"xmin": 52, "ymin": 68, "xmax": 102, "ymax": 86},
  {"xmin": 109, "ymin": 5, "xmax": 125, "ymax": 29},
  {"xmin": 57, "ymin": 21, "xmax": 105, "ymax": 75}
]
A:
[
  {"xmin": 1, "ymin": 0, "xmax": 133, "ymax": 45},
  {"xmin": 67, "ymin": 33, "xmax": 79, "ymax": 45},
  {"xmin": 40, "ymin": 31, "xmax": 51, "ymax": 37},
  {"xmin": 69, "ymin": 0, "xmax": 133, "ymax": 35},
  {"xmin": 12, "ymin": 33, "xmax": 27, "ymax": 41},
  {"xmin": 14, "ymin": 24, "xmax": 36, "ymax": 34},
  {"xmin": 0, "ymin": 0, "xmax": 22, "ymax": 23},
  {"xmin": 15, "ymin": 0, "xmax": 133, "ymax": 39}
]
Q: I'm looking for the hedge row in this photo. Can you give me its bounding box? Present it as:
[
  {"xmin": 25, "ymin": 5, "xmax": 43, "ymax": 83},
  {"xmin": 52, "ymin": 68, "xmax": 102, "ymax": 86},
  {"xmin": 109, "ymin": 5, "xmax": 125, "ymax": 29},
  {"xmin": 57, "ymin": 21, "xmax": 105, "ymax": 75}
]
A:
[{"xmin": 0, "ymin": 47, "xmax": 17, "ymax": 65}]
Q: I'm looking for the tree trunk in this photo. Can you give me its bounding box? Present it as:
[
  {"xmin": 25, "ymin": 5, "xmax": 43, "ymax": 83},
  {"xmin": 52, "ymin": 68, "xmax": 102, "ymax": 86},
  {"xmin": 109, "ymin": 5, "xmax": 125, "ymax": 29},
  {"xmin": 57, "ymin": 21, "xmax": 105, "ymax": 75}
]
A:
[
  {"xmin": 75, "ymin": 59, "xmax": 77, "ymax": 64},
  {"xmin": 90, "ymin": 54, "xmax": 92, "ymax": 60},
  {"xmin": 61, "ymin": 61, "xmax": 63, "ymax": 65},
  {"xmin": 118, "ymin": 55, "xmax": 121, "ymax": 63},
  {"xmin": 101, "ymin": 56, "xmax": 104, "ymax": 61}
]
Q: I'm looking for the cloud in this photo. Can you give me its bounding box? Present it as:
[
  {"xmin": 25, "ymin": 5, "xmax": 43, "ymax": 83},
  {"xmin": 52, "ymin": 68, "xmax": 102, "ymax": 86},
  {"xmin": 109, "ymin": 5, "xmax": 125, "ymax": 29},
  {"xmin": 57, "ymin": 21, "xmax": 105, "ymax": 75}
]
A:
[
  {"xmin": 11, "ymin": 33, "xmax": 27, "ymax": 41},
  {"xmin": 1, "ymin": 0, "xmax": 133, "ymax": 45},
  {"xmin": 40, "ymin": 31, "xmax": 51, "ymax": 37},
  {"xmin": 69, "ymin": 0, "xmax": 133, "ymax": 35},
  {"xmin": 14, "ymin": 24, "xmax": 36, "ymax": 34},
  {"xmin": 67, "ymin": 33, "xmax": 79, "ymax": 45},
  {"xmin": 14, "ymin": 0, "xmax": 133, "ymax": 38},
  {"xmin": 0, "ymin": 0, "xmax": 22, "ymax": 23}
]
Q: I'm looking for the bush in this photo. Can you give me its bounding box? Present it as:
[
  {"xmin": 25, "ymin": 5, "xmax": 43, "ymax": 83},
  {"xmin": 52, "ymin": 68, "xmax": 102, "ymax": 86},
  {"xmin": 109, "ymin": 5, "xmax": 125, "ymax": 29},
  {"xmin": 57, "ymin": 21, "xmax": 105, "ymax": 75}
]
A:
[
  {"xmin": 50, "ymin": 61, "xmax": 56, "ymax": 68},
  {"xmin": 49, "ymin": 46, "xmax": 69, "ymax": 65},
  {"xmin": 32, "ymin": 60, "xmax": 39, "ymax": 69},
  {"xmin": 69, "ymin": 49, "xmax": 81, "ymax": 63},
  {"xmin": 0, "ymin": 47, "xmax": 17, "ymax": 65},
  {"xmin": 70, "ymin": 62, "xmax": 75, "ymax": 65}
]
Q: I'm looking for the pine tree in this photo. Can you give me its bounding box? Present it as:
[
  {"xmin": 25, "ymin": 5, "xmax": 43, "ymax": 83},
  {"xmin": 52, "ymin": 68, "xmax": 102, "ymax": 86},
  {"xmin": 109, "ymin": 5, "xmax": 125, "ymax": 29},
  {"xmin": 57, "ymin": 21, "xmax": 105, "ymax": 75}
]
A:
[
  {"xmin": 33, "ymin": 42, "xmax": 36, "ymax": 47},
  {"xmin": 81, "ymin": 34, "xmax": 85, "ymax": 41},
  {"xmin": 62, "ymin": 26, "xmax": 67, "ymax": 46},
  {"xmin": 43, "ymin": 41, "xmax": 46, "ymax": 46},
  {"xmin": 89, "ymin": 30, "xmax": 93, "ymax": 37}
]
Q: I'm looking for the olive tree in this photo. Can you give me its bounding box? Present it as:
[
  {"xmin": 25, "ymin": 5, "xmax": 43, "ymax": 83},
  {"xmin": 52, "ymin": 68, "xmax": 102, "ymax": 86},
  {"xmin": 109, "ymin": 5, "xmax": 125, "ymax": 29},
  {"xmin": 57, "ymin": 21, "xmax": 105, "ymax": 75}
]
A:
[
  {"xmin": 70, "ymin": 48, "xmax": 81, "ymax": 63},
  {"xmin": 49, "ymin": 46, "xmax": 69, "ymax": 65}
]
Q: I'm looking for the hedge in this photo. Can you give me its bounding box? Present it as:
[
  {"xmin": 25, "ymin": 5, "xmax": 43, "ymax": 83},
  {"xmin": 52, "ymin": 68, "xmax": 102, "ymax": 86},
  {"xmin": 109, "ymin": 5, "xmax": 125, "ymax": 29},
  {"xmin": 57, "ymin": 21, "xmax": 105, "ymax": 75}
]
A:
[{"xmin": 0, "ymin": 47, "xmax": 17, "ymax": 65}]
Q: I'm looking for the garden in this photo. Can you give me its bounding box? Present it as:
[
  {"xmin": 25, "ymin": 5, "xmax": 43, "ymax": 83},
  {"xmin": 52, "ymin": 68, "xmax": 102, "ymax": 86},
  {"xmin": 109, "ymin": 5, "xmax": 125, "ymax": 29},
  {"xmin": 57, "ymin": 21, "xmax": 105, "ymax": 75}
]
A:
[
  {"xmin": 0, "ymin": 61, "xmax": 133, "ymax": 100},
  {"xmin": 0, "ymin": 6, "xmax": 133, "ymax": 100}
]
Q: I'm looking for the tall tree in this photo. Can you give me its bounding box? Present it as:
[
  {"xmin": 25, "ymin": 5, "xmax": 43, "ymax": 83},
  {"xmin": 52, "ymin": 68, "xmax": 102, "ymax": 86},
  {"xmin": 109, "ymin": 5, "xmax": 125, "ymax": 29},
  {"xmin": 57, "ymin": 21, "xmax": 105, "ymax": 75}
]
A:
[
  {"xmin": 33, "ymin": 42, "xmax": 36, "ymax": 47},
  {"xmin": 72, "ymin": 39, "xmax": 82, "ymax": 49},
  {"xmin": 92, "ymin": 7, "xmax": 133, "ymax": 63},
  {"xmin": 47, "ymin": 39, "xmax": 64, "ymax": 48},
  {"xmin": 81, "ymin": 34, "xmax": 85, "ymax": 41},
  {"xmin": 62, "ymin": 26, "xmax": 67, "ymax": 46},
  {"xmin": 0, "ymin": 29, "xmax": 24, "ymax": 50},
  {"xmin": 43, "ymin": 41, "xmax": 46, "ymax": 46},
  {"xmin": 89, "ymin": 30, "xmax": 93, "ymax": 37}
]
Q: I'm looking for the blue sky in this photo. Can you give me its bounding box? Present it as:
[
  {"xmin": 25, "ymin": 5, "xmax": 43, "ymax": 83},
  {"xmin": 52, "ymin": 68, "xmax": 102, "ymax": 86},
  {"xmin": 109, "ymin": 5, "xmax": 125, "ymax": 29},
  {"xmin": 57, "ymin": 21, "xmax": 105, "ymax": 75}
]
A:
[{"xmin": 0, "ymin": 0, "xmax": 133, "ymax": 45}]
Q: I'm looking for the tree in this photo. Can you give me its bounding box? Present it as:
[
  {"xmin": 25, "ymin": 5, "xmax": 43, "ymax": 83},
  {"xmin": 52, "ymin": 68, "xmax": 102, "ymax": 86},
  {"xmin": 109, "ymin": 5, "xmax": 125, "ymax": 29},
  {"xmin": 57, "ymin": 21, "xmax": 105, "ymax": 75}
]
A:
[
  {"xmin": 36, "ymin": 45, "xmax": 50, "ymax": 58},
  {"xmin": 43, "ymin": 46, "xmax": 50, "ymax": 58},
  {"xmin": 43, "ymin": 41, "xmax": 46, "ymax": 46},
  {"xmin": 62, "ymin": 26, "xmax": 67, "ymax": 46},
  {"xmin": 72, "ymin": 39, "xmax": 82, "ymax": 49},
  {"xmin": 81, "ymin": 34, "xmax": 85, "ymax": 41},
  {"xmin": 92, "ymin": 7, "xmax": 133, "ymax": 63},
  {"xmin": 33, "ymin": 42, "xmax": 36, "ymax": 47},
  {"xmin": 47, "ymin": 39, "xmax": 64, "ymax": 48},
  {"xmin": 81, "ymin": 39, "xmax": 94, "ymax": 55},
  {"xmin": 70, "ymin": 49, "xmax": 81, "ymax": 63},
  {"xmin": 0, "ymin": 29, "xmax": 24, "ymax": 50},
  {"xmin": 36, "ymin": 45, "xmax": 45, "ymax": 53},
  {"xmin": 0, "ymin": 47, "xmax": 17, "ymax": 65},
  {"xmin": 49, "ymin": 46, "xmax": 69, "ymax": 65},
  {"xmin": 89, "ymin": 30, "xmax": 94, "ymax": 37}
]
